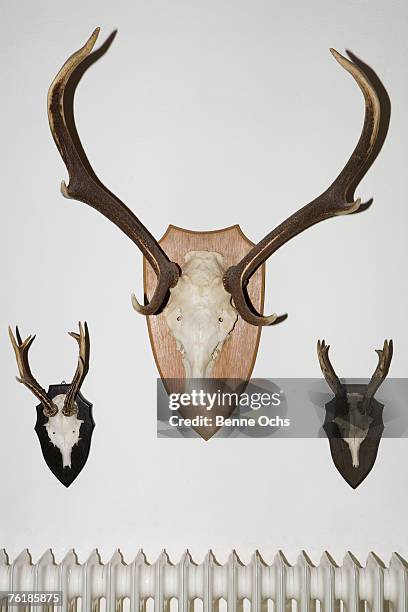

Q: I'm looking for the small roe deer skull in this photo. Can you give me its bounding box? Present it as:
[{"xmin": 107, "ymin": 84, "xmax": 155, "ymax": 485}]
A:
[
  {"xmin": 44, "ymin": 394, "xmax": 84, "ymax": 468},
  {"xmin": 333, "ymin": 394, "xmax": 373, "ymax": 467},
  {"xmin": 9, "ymin": 323, "xmax": 90, "ymax": 469},
  {"xmin": 163, "ymin": 251, "xmax": 238, "ymax": 377},
  {"xmin": 317, "ymin": 339, "xmax": 393, "ymax": 468}
]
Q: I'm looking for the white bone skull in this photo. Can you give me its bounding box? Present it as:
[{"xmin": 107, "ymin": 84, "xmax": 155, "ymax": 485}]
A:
[
  {"xmin": 333, "ymin": 394, "xmax": 373, "ymax": 468},
  {"xmin": 44, "ymin": 394, "xmax": 83, "ymax": 468},
  {"xmin": 164, "ymin": 251, "xmax": 238, "ymax": 378}
]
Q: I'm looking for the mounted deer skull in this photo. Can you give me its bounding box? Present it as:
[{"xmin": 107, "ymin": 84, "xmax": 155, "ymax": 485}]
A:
[
  {"xmin": 317, "ymin": 339, "xmax": 393, "ymax": 488},
  {"xmin": 9, "ymin": 323, "xmax": 93, "ymax": 486},
  {"xmin": 163, "ymin": 251, "xmax": 238, "ymax": 377},
  {"xmin": 47, "ymin": 29, "xmax": 383, "ymax": 389},
  {"xmin": 43, "ymin": 393, "xmax": 84, "ymax": 468}
]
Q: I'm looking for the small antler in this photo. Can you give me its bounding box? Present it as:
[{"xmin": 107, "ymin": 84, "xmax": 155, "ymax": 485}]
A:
[
  {"xmin": 361, "ymin": 339, "xmax": 393, "ymax": 412},
  {"xmin": 62, "ymin": 322, "xmax": 90, "ymax": 416},
  {"xmin": 317, "ymin": 339, "xmax": 347, "ymax": 400},
  {"xmin": 9, "ymin": 326, "xmax": 58, "ymax": 417}
]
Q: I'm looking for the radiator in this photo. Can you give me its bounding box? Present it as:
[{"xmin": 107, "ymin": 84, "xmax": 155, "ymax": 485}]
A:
[{"xmin": 1, "ymin": 550, "xmax": 407, "ymax": 612}]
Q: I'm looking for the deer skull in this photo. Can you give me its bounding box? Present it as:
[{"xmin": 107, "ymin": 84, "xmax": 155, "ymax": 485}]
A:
[
  {"xmin": 333, "ymin": 394, "xmax": 373, "ymax": 467},
  {"xmin": 44, "ymin": 394, "xmax": 84, "ymax": 468},
  {"xmin": 163, "ymin": 251, "xmax": 238, "ymax": 378}
]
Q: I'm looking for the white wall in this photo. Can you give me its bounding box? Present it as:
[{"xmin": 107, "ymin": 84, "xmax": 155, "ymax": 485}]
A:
[{"xmin": 1, "ymin": 0, "xmax": 407, "ymax": 564}]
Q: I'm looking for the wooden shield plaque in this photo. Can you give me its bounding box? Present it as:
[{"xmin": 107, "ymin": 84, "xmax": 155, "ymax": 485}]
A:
[{"xmin": 144, "ymin": 225, "xmax": 265, "ymax": 439}]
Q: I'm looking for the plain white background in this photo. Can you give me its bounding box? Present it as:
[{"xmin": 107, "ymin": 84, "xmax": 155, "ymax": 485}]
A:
[{"xmin": 1, "ymin": 0, "xmax": 407, "ymax": 565}]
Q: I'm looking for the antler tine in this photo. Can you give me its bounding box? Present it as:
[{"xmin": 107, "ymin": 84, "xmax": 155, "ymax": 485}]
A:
[
  {"xmin": 317, "ymin": 339, "xmax": 347, "ymax": 399},
  {"xmin": 8, "ymin": 326, "xmax": 58, "ymax": 417},
  {"xmin": 62, "ymin": 322, "xmax": 91, "ymax": 416},
  {"xmin": 361, "ymin": 339, "xmax": 393, "ymax": 412},
  {"xmin": 224, "ymin": 50, "xmax": 381, "ymax": 325},
  {"xmin": 48, "ymin": 29, "xmax": 180, "ymax": 316}
]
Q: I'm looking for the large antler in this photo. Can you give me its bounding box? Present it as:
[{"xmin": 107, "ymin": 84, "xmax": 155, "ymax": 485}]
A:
[
  {"xmin": 224, "ymin": 50, "xmax": 381, "ymax": 325},
  {"xmin": 47, "ymin": 29, "xmax": 180, "ymax": 315},
  {"xmin": 361, "ymin": 339, "xmax": 393, "ymax": 413},
  {"xmin": 317, "ymin": 339, "xmax": 347, "ymax": 400},
  {"xmin": 62, "ymin": 322, "xmax": 91, "ymax": 416},
  {"xmin": 9, "ymin": 327, "xmax": 58, "ymax": 417}
]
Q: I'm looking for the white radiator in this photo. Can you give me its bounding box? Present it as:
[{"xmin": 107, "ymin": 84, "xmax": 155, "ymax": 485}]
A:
[{"xmin": 1, "ymin": 550, "xmax": 407, "ymax": 612}]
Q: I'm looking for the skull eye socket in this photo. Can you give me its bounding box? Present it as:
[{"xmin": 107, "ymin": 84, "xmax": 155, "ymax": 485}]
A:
[
  {"xmin": 52, "ymin": 432, "xmax": 55, "ymax": 435},
  {"xmin": 72, "ymin": 430, "xmax": 75, "ymax": 434},
  {"xmin": 176, "ymin": 315, "xmax": 182, "ymax": 322}
]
